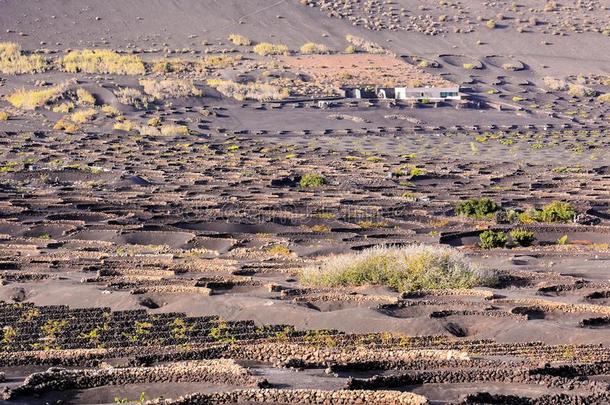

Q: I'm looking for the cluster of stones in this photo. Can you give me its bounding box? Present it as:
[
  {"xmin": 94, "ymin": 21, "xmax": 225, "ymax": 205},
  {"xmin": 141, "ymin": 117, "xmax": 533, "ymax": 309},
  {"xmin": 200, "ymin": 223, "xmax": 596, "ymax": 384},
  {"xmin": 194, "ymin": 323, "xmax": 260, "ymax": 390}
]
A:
[{"xmin": 301, "ymin": 0, "xmax": 451, "ymax": 34}]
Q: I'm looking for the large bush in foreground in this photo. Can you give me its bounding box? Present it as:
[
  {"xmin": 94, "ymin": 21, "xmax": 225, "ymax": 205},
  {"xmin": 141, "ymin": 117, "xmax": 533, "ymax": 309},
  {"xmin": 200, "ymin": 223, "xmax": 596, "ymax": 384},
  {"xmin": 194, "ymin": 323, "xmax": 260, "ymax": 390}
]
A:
[{"xmin": 301, "ymin": 245, "xmax": 485, "ymax": 292}]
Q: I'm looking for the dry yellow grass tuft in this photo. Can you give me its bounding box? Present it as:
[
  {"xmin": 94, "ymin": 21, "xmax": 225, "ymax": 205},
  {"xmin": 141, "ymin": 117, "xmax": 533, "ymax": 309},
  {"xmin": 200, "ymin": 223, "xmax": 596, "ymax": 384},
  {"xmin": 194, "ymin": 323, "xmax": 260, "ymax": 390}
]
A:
[
  {"xmin": 0, "ymin": 42, "xmax": 47, "ymax": 74},
  {"xmin": 114, "ymin": 87, "xmax": 151, "ymax": 109},
  {"xmin": 61, "ymin": 49, "xmax": 145, "ymax": 75},
  {"xmin": 76, "ymin": 88, "xmax": 96, "ymax": 105},
  {"xmin": 207, "ymin": 79, "xmax": 289, "ymax": 101},
  {"xmin": 113, "ymin": 120, "xmax": 137, "ymax": 132},
  {"xmin": 0, "ymin": 111, "xmax": 9, "ymax": 121},
  {"xmin": 101, "ymin": 104, "xmax": 120, "ymax": 117},
  {"xmin": 140, "ymin": 79, "xmax": 202, "ymax": 100},
  {"xmin": 7, "ymin": 83, "xmax": 69, "ymax": 110},
  {"xmin": 253, "ymin": 42, "xmax": 289, "ymax": 56},
  {"xmin": 53, "ymin": 118, "xmax": 80, "ymax": 134},
  {"xmin": 151, "ymin": 58, "xmax": 189, "ymax": 74},
  {"xmin": 160, "ymin": 124, "xmax": 189, "ymax": 136},
  {"xmin": 300, "ymin": 42, "xmax": 331, "ymax": 54},
  {"xmin": 52, "ymin": 102, "xmax": 75, "ymax": 114},
  {"xmin": 597, "ymin": 93, "xmax": 610, "ymax": 103},
  {"xmin": 543, "ymin": 76, "xmax": 568, "ymax": 91},
  {"xmin": 228, "ymin": 34, "xmax": 252, "ymax": 46},
  {"xmin": 138, "ymin": 125, "xmax": 161, "ymax": 136},
  {"xmin": 197, "ymin": 55, "xmax": 242, "ymax": 71},
  {"xmin": 70, "ymin": 108, "xmax": 97, "ymax": 123},
  {"xmin": 567, "ymin": 84, "xmax": 595, "ymax": 97}
]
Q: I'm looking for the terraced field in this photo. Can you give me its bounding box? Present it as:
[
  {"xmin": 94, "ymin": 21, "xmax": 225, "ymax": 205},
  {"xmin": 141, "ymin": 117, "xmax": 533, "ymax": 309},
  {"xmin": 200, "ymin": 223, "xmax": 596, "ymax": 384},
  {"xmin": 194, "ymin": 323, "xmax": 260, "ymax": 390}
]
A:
[{"xmin": 0, "ymin": 0, "xmax": 610, "ymax": 404}]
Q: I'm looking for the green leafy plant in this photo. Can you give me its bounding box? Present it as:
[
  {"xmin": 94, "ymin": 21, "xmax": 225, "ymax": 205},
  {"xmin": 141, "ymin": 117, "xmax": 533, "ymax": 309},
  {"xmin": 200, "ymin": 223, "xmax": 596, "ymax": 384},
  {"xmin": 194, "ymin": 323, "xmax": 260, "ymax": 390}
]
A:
[
  {"xmin": 299, "ymin": 173, "xmax": 327, "ymax": 188},
  {"xmin": 539, "ymin": 201, "xmax": 576, "ymax": 223},
  {"xmin": 455, "ymin": 198, "xmax": 500, "ymax": 219},
  {"xmin": 510, "ymin": 229, "xmax": 536, "ymax": 247},
  {"xmin": 479, "ymin": 230, "xmax": 508, "ymax": 249},
  {"xmin": 209, "ymin": 320, "xmax": 236, "ymax": 343}
]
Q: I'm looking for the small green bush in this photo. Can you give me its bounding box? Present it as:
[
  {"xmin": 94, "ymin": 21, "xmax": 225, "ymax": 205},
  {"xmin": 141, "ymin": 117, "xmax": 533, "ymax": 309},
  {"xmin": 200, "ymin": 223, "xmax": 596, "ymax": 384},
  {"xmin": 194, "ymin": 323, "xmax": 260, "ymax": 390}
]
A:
[
  {"xmin": 300, "ymin": 173, "xmax": 327, "ymax": 188},
  {"xmin": 539, "ymin": 201, "xmax": 576, "ymax": 223},
  {"xmin": 479, "ymin": 230, "xmax": 507, "ymax": 249},
  {"xmin": 455, "ymin": 198, "xmax": 500, "ymax": 219},
  {"xmin": 510, "ymin": 229, "xmax": 535, "ymax": 247}
]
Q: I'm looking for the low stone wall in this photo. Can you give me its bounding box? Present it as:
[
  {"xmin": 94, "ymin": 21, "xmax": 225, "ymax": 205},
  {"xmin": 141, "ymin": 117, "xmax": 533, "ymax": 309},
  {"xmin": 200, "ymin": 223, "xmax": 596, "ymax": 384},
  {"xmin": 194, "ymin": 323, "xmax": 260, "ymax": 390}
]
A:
[
  {"xmin": 3, "ymin": 359, "xmax": 263, "ymax": 400},
  {"xmin": 347, "ymin": 365, "xmax": 609, "ymax": 392},
  {"xmin": 144, "ymin": 389, "xmax": 428, "ymax": 405}
]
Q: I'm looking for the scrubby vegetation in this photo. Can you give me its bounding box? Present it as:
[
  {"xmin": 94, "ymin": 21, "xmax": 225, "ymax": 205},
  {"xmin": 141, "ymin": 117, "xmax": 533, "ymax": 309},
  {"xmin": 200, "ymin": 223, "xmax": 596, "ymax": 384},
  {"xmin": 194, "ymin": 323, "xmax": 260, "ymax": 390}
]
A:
[
  {"xmin": 300, "ymin": 42, "xmax": 331, "ymax": 54},
  {"xmin": 53, "ymin": 118, "xmax": 80, "ymax": 134},
  {"xmin": 479, "ymin": 230, "xmax": 508, "ymax": 249},
  {"xmin": 301, "ymin": 245, "xmax": 484, "ymax": 292},
  {"xmin": 597, "ymin": 93, "xmax": 610, "ymax": 103},
  {"xmin": 455, "ymin": 198, "xmax": 500, "ymax": 219},
  {"xmin": 61, "ymin": 49, "xmax": 145, "ymax": 75},
  {"xmin": 0, "ymin": 111, "xmax": 9, "ymax": 121},
  {"xmin": 228, "ymin": 34, "xmax": 252, "ymax": 46},
  {"xmin": 206, "ymin": 79, "xmax": 289, "ymax": 101},
  {"xmin": 253, "ymin": 43, "xmax": 289, "ymax": 56},
  {"xmin": 538, "ymin": 201, "xmax": 576, "ymax": 222},
  {"xmin": 70, "ymin": 108, "xmax": 97, "ymax": 123},
  {"xmin": 140, "ymin": 79, "xmax": 202, "ymax": 100},
  {"xmin": 151, "ymin": 58, "xmax": 189, "ymax": 74},
  {"xmin": 7, "ymin": 83, "xmax": 68, "ymax": 110},
  {"xmin": 160, "ymin": 124, "xmax": 189, "ymax": 136},
  {"xmin": 299, "ymin": 173, "xmax": 327, "ymax": 188},
  {"xmin": 567, "ymin": 84, "xmax": 595, "ymax": 97},
  {"xmin": 543, "ymin": 77, "xmax": 568, "ymax": 91},
  {"xmin": 76, "ymin": 88, "xmax": 96, "ymax": 105},
  {"xmin": 0, "ymin": 42, "xmax": 47, "ymax": 74},
  {"xmin": 197, "ymin": 55, "xmax": 242, "ymax": 71},
  {"xmin": 509, "ymin": 229, "xmax": 536, "ymax": 247},
  {"xmin": 113, "ymin": 120, "xmax": 137, "ymax": 132},
  {"xmin": 519, "ymin": 201, "xmax": 576, "ymax": 223},
  {"xmin": 114, "ymin": 87, "xmax": 151, "ymax": 109}
]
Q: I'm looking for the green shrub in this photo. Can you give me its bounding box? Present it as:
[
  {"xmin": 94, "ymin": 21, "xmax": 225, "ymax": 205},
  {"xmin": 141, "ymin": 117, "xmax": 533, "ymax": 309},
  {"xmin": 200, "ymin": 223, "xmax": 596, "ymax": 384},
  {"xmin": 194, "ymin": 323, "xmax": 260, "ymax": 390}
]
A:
[
  {"xmin": 510, "ymin": 229, "xmax": 535, "ymax": 246},
  {"xmin": 557, "ymin": 235, "xmax": 569, "ymax": 245},
  {"xmin": 455, "ymin": 198, "xmax": 500, "ymax": 219},
  {"xmin": 539, "ymin": 201, "xmax": 576, "ymax": 223},
  {"xmin": 299, "ymin": 173, "xmax": 327, "ymax": 188},
  {"xmin": 479, "ymin": 230, "xmax": 507, "ymax": 249},
  {"xmin": 301, "ymin": 245, "xmax": 484, "ymax": 292}
]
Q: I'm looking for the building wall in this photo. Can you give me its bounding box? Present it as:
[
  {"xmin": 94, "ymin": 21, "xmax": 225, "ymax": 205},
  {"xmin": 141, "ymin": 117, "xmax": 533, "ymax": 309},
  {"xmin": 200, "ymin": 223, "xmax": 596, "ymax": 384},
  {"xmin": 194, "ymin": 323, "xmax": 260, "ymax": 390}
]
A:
[{"xmin": 345, "ymin": 87, "xmax": 460, "ymax": 100}]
